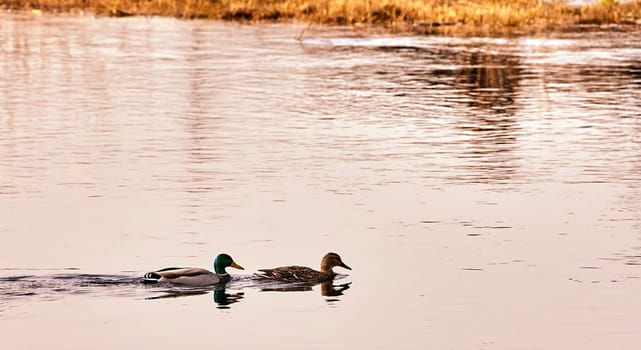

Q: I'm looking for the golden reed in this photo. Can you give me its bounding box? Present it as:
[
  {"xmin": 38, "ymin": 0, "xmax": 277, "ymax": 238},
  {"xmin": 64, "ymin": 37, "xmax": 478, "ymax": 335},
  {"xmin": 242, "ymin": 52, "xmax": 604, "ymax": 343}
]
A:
[{"xmin": 3, "ymin": 0, "xmax": 641, "ymax": 33}]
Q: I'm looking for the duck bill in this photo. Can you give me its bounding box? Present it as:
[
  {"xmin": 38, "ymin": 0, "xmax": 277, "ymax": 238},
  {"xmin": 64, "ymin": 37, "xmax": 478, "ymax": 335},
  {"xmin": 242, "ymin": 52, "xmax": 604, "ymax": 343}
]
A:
[
  {"xmin": 340, "ymin": 262, "xmax": 352, "ymax": 270},
  {"xmin": 230, "ymin": 261, "xmax": 244, "ymax": 270}
]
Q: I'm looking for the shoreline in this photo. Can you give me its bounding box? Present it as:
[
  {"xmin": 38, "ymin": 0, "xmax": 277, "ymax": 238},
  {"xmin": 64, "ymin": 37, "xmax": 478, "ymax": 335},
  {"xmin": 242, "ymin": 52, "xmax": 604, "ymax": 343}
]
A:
[{"xmin": 3, "ymin": 1, "xmax": 641, "ymax": 35}]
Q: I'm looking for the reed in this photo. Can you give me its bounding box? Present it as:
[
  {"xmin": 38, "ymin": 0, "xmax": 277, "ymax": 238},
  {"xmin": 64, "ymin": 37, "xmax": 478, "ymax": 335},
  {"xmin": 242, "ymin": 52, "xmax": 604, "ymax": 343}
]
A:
[{"xmin": 3, "ymin": 0, "xmax": 641, "ymax": 33}]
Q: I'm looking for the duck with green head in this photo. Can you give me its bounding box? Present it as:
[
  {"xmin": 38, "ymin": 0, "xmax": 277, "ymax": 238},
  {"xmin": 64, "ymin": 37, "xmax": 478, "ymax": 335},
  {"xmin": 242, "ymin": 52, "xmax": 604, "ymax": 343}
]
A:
[
  {"xmin": 255, "ymin": 252, "xmax": 351, "ymax": 284},
  {"xmin": 143, "ymin": 253, "xmax": 244, "ymax": 286}
]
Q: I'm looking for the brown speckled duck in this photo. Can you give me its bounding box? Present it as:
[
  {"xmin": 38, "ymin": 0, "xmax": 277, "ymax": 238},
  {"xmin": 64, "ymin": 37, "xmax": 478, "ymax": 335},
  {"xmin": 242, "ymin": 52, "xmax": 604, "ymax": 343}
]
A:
[
  {"xmin": 143, "ymin": 253, "xmax": 244, "ymax": 286},
  {"xmin": 255, "ymin": 252, "xmax": 351, "ymax": 283}
]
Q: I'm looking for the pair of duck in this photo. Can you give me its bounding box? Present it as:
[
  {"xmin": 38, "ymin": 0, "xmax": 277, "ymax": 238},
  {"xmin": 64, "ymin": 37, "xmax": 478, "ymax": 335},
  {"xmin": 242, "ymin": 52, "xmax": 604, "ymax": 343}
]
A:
[{"xmin": 143, "ymin": 252, "xmax": 351, "ymax": 287}]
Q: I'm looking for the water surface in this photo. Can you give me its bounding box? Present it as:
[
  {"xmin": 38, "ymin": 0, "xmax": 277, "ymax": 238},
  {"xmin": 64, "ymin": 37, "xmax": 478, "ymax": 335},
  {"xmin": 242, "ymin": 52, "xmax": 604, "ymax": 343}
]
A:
[{"xmin": 1, "ymin": 13, "xmax": 641, "ymax": 349}]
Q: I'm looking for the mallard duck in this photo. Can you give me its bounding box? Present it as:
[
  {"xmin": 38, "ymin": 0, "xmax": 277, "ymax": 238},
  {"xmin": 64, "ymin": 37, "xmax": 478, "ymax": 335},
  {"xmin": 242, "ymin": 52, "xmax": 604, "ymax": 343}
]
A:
[
  {"xmin": 143, "ymin": 253, "xmax": 244, "ymax": 286},
  {"xmin": 255, "ymin": 252, "xmax": 351, "ymax": 283}
]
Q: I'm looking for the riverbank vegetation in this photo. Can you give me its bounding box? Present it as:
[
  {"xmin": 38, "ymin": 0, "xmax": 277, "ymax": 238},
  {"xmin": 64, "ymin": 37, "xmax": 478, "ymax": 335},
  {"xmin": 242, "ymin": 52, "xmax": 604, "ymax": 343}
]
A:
[{"xmin": 3, "ymin": 0, "xmax": 641, "ymax": 34}]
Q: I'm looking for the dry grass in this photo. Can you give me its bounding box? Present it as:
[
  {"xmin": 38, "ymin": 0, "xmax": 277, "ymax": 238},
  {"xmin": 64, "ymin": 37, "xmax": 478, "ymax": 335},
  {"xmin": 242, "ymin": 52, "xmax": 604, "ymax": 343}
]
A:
[{"xmin": 3, "ymin": 0, "xmax": 641, "ymax": 34}]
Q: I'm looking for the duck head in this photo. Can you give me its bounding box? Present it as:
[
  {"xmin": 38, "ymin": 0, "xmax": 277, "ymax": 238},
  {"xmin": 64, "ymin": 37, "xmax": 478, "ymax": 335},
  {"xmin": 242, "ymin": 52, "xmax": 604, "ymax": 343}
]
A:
[
  {"xmin": 320, "ymin": 252, "xmax": 351, "ymax": 273},
  {"xmin": 214, "ymin": 253, "xmax": 244, "ymax": 274}
]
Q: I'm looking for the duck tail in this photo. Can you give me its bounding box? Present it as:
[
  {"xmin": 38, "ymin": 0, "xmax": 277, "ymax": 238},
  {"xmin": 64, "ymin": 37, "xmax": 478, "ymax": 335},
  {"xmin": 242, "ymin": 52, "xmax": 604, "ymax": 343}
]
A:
[{"xmin": 142, "ymin": 272, "xmax": 161, "ymax": 283}]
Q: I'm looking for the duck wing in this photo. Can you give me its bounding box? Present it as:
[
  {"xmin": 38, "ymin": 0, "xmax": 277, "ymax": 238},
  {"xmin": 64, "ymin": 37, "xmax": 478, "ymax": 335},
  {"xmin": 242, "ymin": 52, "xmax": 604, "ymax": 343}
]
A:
[
  {"xmin": 256, "ymin": 266, "xmax": 328, "ymax": 283},
  {"xmin": 143, "ymin": 267, "xmax": 211, "ymax": 283},
  {"xmin": 155, "ymin": 267, "xmax": 212, "ymax": 279}
]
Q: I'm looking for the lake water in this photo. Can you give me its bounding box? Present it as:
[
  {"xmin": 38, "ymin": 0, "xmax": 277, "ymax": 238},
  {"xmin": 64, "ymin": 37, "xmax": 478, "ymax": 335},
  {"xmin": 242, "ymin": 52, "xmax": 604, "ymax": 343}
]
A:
[{"xmin": 1, "ymin": 13, "xmax": 641, "ymax": 349}]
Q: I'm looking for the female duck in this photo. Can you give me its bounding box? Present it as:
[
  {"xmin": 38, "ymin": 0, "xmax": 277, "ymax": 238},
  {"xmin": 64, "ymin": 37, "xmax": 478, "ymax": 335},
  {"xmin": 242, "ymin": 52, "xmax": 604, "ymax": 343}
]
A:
[
  {"xmin": 143, "ymin": 253, "xmax": 244, "ymax": 286},
  {"xmin": 255, "ymin": 252, "xmax": 351, "ymax": 283}
]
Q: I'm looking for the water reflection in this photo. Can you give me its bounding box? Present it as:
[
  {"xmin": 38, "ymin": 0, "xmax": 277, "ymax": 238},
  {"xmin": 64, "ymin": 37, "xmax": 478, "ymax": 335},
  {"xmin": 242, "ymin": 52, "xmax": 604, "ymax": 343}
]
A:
[
  {"xmin": 320, "ymin": 281, "xmax": 351, "ymax": 299},
  {"xmin": 145, "ymin": 284, "xmax": 245, "ymax": 309},
  {"xmin": 145, "ymin": 289, "xmax": 210, "ymax": 300},
  {"xmin": 260, "ymin": 279, "xmax": 352, "ymax": 302},
  {"xmin": 142, "ymin": 277, "xmax": 352, "ymax": 307},
  {"xmin": 400, "ymin": 47, "xmax": 523, "ymax": 187},
  {"xmin": 452, "ymin": 114, "xmax": 521, "ymax": 186},
  {"xmin": 303, "ymin": 35, "xmax": 641, "ymax": 188},
  {"xmin": 213, "ymin": 287, "xmax": 245, "ymax": 308},
  {"xmin": 365, "ymin": 44, "xmax": 523, "ymax": 186},
  {"xmin": 452, "ymin": 50, "xmax": 521, "ymax": 115},
  {"xmin": 143, "ymin": 277, "xmax": 352, "ymax": 306}
]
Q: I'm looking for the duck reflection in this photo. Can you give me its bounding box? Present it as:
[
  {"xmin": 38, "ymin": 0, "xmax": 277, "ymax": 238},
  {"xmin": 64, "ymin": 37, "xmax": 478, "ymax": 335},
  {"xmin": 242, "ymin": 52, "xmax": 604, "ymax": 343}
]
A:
[
  {"xmin": 260, "ymin": 279, "xmax": 351, "ymax": 302},
  {"xmin": 145, "ymin": 284, "xmax": 244, "ymax": 309},
  {"xmin": 320, "ymin": 280, "xmax": 351, "ymax": 299},
  {"xmin": 213, "ymin": 286, "xmax": 244, "ymax": 309}
]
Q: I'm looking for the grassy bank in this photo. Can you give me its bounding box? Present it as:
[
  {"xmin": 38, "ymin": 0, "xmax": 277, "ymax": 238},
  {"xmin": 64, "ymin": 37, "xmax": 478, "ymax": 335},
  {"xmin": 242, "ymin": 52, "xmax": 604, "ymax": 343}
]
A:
[{"xmin": 4, "ymin": 0, "xmax": 641, "ymax": 34}]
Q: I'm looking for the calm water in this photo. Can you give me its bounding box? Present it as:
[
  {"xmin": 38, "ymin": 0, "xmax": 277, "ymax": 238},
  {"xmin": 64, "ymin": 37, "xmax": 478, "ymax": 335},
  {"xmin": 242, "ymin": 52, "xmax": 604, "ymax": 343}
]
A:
[{"xmin": 1, "ymin": 13, "xmax": 641, "ymax": 349}]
